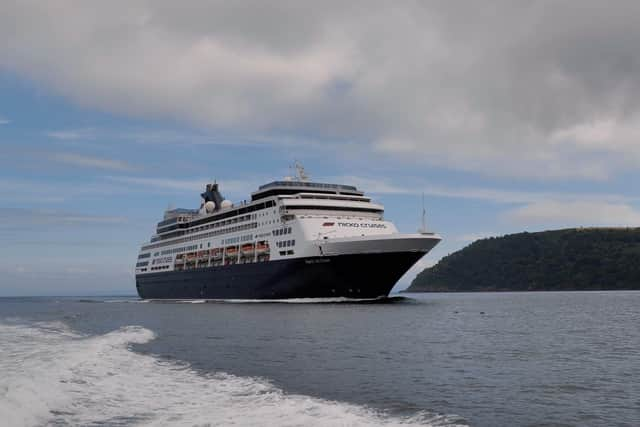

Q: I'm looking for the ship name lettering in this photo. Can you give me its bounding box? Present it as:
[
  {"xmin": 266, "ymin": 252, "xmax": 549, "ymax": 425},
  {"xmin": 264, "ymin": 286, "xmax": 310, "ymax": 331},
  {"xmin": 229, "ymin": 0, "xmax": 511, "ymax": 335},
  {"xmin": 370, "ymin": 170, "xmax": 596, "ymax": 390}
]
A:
[{"xmin": 337, "ymin": 222, "xmax": 386, "ymax": 229}]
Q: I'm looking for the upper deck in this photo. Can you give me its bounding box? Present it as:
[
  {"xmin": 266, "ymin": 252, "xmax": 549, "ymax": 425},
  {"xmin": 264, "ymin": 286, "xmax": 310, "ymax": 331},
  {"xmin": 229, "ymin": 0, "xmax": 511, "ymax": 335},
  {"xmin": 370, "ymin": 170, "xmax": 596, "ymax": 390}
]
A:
[
  {"xmin": 251, "ymin": 181, "xmax": 364, "ymax": 201},
  {"xmin": 145, "ymin": 178, "xmax": 381, "ymax": 248}
]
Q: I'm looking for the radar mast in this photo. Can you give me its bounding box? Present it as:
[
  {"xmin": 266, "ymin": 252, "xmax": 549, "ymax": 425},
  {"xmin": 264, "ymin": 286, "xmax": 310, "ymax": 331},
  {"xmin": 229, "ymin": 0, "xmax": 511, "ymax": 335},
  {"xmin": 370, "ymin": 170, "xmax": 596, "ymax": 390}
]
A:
[{"xmin": 293, "ymin": 161, "xmax": 309, "ymax": 182}]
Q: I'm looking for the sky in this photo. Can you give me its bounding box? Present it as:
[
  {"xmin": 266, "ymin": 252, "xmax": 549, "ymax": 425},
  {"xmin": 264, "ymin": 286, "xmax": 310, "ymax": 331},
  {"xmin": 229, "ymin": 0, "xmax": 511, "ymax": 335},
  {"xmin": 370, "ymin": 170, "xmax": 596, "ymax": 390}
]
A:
[{"xmin": 1, "ymin": 1, "xmax": 640, "ymax": 296}]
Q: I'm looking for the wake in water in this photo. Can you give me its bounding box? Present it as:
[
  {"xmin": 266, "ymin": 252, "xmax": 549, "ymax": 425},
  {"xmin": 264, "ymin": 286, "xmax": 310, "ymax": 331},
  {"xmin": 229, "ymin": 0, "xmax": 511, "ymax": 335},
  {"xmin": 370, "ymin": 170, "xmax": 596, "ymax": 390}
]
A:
[
  {"xmin": 142, "ymin": 295, "xmax": 413, "ymax": 304},
  {"xmin": 0, "ymin": 320, "xmax": 464, "ymax": 426}
]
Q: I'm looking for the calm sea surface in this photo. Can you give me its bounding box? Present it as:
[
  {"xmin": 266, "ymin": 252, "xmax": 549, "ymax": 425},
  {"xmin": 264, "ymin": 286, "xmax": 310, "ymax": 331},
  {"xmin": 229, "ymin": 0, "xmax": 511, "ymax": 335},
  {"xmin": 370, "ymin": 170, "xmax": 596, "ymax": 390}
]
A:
[{"xmin": 0, "ymin": 291, "xmax": 638, "ymax": 426}]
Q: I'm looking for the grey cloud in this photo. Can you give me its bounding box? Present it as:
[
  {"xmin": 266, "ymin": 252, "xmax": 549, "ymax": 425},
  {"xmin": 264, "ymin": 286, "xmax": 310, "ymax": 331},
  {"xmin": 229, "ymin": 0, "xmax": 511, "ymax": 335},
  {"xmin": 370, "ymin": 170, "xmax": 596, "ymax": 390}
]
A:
[{"xmin": 2, "ymin": 1, "xmax": 640, "ymax": 178}]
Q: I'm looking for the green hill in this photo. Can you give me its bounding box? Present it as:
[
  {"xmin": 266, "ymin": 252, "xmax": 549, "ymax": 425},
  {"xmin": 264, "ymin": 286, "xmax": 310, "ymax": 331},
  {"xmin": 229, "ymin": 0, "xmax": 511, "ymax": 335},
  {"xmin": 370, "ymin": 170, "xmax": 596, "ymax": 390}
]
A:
[{"xmin": 407, "ymin": 228, "xmax": 640, "ymax": 292}]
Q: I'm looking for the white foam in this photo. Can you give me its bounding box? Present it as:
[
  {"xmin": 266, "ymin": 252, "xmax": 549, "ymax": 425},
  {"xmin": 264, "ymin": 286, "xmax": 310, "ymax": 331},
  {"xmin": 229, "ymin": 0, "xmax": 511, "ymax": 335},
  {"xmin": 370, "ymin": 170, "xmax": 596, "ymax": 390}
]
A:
[
  {"xmin": 103, "ymin": 299, "xmax": 149, "ymax": 303},
  {"xmin": 0, "ymin": 321, "xmax": 465, "ymax": 427}
]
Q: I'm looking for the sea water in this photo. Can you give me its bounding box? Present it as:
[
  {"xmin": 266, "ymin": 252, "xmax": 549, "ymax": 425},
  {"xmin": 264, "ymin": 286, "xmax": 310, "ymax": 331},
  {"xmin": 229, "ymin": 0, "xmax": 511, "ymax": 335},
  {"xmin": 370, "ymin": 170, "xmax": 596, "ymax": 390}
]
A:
[{"xmin": 0, "ymin": 292, "xmax": 638, "ymax": 426}]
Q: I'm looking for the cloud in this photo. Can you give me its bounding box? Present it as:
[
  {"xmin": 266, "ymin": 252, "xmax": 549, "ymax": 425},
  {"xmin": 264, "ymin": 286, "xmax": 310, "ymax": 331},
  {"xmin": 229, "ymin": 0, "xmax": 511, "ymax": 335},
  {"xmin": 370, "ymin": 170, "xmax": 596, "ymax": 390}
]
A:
[
  {"xmin": 330, "ymin": 175, "xmax": 636, "ymax": 205},
  {"xmin": 0, "ymin": 116, "xmax": 9, "ymax": 125},
  {"xmin": 550, "ymin": 115, "xmax": 640, "ymax": 155},
  {"xmin": 0, "ymin": 177, "xmax": 130, "ymax": 203},
  {"xmin": 503, "ymin": 200, "xmax": 640, "ymax": 227},
  {"xmin": 0, "ymin": 208, "xmax": 127, "ymax": 228},
  {"xmin": 45, "ymin": 127, "xmax": 323, "ymax": 148},
  {"xmin": 106, "ymin": 176, "xmax": 205, "ymax": 192},
  {"xmin": 51, "ymin": 153, "xmax": 134, "ymax": 171},
  {"xmin": 3, "ymin": 2, "xmax": 640, "ymax": 179},
  {"xmin": 45, "ymin": 128, "xmax": 97, "ymax": 140}
]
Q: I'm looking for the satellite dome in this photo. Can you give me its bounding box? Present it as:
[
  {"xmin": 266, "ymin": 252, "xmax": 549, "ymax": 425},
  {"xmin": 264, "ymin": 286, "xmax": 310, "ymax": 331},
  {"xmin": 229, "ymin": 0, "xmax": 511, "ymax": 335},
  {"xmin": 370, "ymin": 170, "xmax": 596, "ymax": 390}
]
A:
[
  {"xmin": 221, "ymin": 200, "xmax": 233, "ymax": 209},
  {"xmin": 204, "ymin": 201, "xmax": 216, "ymax": 213}
]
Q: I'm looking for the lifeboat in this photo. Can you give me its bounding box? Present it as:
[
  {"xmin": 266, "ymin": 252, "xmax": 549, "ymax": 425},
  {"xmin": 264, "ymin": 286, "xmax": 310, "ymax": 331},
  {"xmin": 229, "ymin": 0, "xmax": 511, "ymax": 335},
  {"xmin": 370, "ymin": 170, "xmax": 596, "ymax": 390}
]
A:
[
  {"xmin": 174, "ymin": 254, "xmax": 185, "ymax": 264},
  {"xmin": 256, "ymin": 242, "xmax": 270, "ymax": 254},
  {"xmin": 197, "ymin": 250, "xmax": 208, "ymax": 260},
  {"xmin": 211, "ymin": 248, "xmax": 223, "ymax": 259},
  {"xmin": 241, "ymin": 243, "xmax": 255, "ymax": 256},
  {"xmin": 225, "ymin": 246, "xmax": 238, "ymax": 258}
]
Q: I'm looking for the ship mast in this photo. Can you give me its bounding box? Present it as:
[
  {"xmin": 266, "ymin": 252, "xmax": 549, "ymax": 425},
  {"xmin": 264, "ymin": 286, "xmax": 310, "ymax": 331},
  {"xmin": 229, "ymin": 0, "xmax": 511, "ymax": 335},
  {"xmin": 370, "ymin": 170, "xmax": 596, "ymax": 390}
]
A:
[
  {"xmin": 294, "ymin": 161, "xmax": 309, "ymax": 181},
  {"xmin": 418, "ymin": 192, "xmax": 428, "ymax": 234}
]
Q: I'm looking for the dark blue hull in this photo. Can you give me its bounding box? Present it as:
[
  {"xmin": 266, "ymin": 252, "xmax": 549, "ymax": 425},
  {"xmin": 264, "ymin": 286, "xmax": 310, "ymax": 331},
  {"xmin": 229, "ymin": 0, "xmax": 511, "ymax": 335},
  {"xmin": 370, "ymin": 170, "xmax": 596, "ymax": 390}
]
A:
[{"xmin": 135, "ymin": 251, "xmax": 425, "ymax": 299}]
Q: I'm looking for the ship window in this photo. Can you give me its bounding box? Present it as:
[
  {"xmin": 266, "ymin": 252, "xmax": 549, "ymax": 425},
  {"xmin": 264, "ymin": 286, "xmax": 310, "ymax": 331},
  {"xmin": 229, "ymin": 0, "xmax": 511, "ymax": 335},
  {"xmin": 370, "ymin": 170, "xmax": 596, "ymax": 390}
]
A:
[
  {"xmin": 292, "ymin": 240, "xmax": 295, "ymax": 246},
  {"xmin": 287, "ymin": 250, "xmax": 294, "ymax": 255}
]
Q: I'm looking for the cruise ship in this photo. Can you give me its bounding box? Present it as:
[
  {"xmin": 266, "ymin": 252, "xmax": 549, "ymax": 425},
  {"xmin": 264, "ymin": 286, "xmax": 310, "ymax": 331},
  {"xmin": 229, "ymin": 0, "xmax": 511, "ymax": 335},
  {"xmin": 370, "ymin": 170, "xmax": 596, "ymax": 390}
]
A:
[{"xmin": 135, "ymin": 166, "xmax": 441, "ymax": 300}]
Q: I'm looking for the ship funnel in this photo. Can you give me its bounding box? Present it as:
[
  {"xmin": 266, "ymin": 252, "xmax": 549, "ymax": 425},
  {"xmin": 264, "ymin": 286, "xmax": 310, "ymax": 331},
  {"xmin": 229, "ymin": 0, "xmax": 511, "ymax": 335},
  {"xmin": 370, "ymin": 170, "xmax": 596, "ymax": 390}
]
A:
[{"xmin": 201, "ymin": 182, "xmax": 224, "ymax": 210}]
